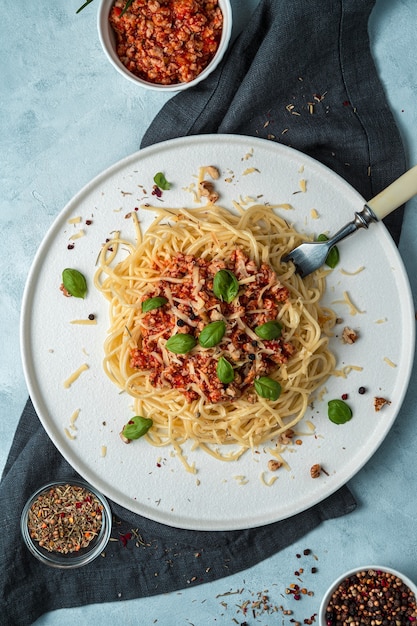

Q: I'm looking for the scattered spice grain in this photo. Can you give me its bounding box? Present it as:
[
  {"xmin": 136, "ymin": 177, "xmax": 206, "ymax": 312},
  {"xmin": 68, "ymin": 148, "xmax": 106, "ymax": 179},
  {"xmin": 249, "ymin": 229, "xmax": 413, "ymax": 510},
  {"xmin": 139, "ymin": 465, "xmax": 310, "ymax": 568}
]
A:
[{"xmin": 310, "ymin": 464, "xmax": 321, "ymax": 479}]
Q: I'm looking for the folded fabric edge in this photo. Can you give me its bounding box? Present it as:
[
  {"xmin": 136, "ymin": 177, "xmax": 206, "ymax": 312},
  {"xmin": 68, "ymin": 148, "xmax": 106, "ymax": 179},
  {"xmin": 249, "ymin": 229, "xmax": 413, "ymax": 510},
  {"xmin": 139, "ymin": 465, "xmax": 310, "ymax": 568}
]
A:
[{"xmin": 2, "ymin": 478, "xmax": 356, "ymax": 624}]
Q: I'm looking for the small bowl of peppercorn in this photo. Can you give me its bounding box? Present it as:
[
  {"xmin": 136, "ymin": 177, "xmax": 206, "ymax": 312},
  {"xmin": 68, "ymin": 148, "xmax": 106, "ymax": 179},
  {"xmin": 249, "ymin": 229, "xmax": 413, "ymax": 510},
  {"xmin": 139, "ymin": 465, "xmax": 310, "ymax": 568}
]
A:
[
  {"xmin": 319, "ymin": 565, "xmax": 417, "ymax": 625},
  {"xmin": 20, "ymin": 479, "xmax": 112, "ymax": 568}
]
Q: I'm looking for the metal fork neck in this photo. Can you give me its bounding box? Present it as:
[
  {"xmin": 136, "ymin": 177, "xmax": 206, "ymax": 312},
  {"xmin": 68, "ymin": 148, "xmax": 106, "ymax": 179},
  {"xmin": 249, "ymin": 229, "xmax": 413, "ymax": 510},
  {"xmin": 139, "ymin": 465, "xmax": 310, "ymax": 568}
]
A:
[
  {"xmin": 328, "ymin": 204, "xmax": 378, "ymax": 246},
  {"xmin": 356, "ymin": 204, "xmax": 379, "ymax": 227}
]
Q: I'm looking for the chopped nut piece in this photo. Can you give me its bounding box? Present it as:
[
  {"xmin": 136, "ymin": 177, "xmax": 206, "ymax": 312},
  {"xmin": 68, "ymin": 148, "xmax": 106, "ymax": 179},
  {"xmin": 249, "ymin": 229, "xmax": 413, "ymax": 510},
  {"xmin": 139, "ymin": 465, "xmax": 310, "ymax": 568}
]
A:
[
  {"xmin": 278, "ymin": 428, "xmax": 294, "ymax": 444},
  {"xmin": 267, "ymin": 459, "xmax": 282, "ymax": 471},
  {"xmin": 60, "ymin": 283, "xmax": 72, "ymax": 297},
  {"xmin": 310, "ymin": 464, "xmax": 321, "ymax": 478},
  {"xmin": 374, "ymin": 396, "xmax": 391, "ymax": 412},
  {"xmin": 208, "ymin": 192, "xmax": 220, "ymax": 203},
  {"xmin": 199, "ymin": 180, "xmax": 214, "ymax": 195},
  {"xmin": 199, "ymin": 180, "xmax": 219, "ymax": 203},
  {"xmin": 342, "ymin": 326, "xmax": 358, "ymax": 344},
  {"xmin": 205, "ymin": 165, "xmax": 220, "ymax": 179},
  {"xmin": 119, "ymin": 431, "xmax": 131, "ymax": 444}
]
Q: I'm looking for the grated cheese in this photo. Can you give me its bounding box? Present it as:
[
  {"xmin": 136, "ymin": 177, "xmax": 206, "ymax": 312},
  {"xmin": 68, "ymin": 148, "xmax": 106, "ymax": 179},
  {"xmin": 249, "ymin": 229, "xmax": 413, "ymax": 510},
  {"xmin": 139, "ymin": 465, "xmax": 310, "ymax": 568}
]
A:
[
  {"xmin": 332, "ymin": 291, "xmax": 365, "ymax": 315},
  {"xmin": 69, "ymin": 230, "xmax": 85, "ymax": 240},
  {"xmin": 275, "ymin": 203, "xmax": 294, "ymax": 210},
  {"xmin": 64, "ymin": 427, "xmax": 76, "ymax": 440},
  {"xmin": 383, "ymin": 357, "xmax": 397, "ymax": 368},
  {"xmin": 242, "ymin": 148, "xmax": 254, "ymax": 161},
  {"xmin": 260, "ymin": 472, "xmax": 278, "ymax": 487},
  {"xmin": 242, "ymin": 167, "xmax": 260, "ymax": 176},
  {"xmin": 241, "ymin": 195, "xmax": 258, "ymax": 205},
  {"xmin": 233, "ymin": 475, "xmax": 249, "ymax": 485},
  {"xmin": 299, "ymin": 179, "xmax": 307, "ymax": 192},
  {"xmin": 340, "ymin": 266, "xmax": 365, "ymax": 276},
  {"xmin": 63, "ymin": 363, "xmax": 89, "ymax": 388},
  {"xmin": 69, "ymin": 408, "xmax": 80, "ymax": 430},
  {"xmin": 332, "ymin": 364, "xmax": 364, "ymax": 378},
  {"xmin": 70, "ymin": 319, "xmax": 97, "ymax": 325},
  {"xmin": 173, "ymin": 442, "xmax": 196, "ymax": 474},
  {"xmin": 266, "ymin": 448, "xmax": 290, "ymax": 471},
  {"xmin": 68, "ymin": 216, "xmax": 82, "ymax": 224}
]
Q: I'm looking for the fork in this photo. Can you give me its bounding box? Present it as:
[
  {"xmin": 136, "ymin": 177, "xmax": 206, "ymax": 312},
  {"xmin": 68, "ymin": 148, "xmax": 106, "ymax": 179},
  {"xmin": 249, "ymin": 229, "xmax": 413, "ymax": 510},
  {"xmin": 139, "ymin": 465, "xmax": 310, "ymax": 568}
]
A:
[{"xmin": 282, "ymin": 164, "xmax": 417, "ymax": 277}]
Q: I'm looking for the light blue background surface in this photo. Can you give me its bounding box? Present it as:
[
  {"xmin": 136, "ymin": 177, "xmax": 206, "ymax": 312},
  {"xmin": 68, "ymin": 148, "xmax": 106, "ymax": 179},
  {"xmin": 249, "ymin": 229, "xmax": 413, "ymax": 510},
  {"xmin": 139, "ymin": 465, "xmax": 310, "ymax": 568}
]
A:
[{"xmin": 1, "ymin": 0, "xmax": 417, "ymax": 624}]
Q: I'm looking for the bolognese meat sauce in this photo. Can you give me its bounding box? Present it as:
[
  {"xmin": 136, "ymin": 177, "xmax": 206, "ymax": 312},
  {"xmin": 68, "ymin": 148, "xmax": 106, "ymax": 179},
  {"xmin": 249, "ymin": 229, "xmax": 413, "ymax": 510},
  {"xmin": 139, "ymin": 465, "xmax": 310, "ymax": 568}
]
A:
[
  {"xmin": 109, "ymin": 0, "xmax": 224, "ymax": 85},
  {"xmin": 130, "ymin": 249, "xmax": 294, "ymax": 403}
]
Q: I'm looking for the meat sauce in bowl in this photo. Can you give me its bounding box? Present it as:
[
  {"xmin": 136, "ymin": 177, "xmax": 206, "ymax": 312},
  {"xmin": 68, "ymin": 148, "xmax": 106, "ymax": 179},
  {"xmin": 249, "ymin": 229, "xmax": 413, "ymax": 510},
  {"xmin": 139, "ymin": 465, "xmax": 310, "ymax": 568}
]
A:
[{"xmin": 109, "ymin": 0, "xmax": 224, "ymax": 85}]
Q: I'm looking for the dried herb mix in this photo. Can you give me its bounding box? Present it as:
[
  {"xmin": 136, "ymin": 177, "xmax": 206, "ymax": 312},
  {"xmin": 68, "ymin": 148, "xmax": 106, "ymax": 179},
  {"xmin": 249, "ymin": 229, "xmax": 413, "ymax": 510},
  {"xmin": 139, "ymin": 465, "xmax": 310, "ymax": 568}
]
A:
[{"xmin": 27, "ymin": 484, "xmax": 104, "ymax": 554}]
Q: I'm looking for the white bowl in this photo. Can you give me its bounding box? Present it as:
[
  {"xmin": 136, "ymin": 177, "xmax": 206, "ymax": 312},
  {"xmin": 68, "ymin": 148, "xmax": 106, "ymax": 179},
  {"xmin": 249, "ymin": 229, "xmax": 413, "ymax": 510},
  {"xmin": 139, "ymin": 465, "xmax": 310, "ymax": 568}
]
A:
[
  {"xmin": 97, "ymin": 0, "xmax": 232, "ymax": 91},
  {"xmin": 319, "ymin": 565, "xmax": 417, "ymax": 625}
]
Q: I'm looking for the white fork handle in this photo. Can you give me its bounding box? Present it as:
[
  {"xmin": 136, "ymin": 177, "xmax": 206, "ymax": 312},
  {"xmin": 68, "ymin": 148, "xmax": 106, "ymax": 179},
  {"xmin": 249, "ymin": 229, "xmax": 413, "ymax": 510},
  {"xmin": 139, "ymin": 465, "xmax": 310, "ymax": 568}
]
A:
[{"xmin": 367, "ymin": 163, "xmax": 417, "ymax": 220}]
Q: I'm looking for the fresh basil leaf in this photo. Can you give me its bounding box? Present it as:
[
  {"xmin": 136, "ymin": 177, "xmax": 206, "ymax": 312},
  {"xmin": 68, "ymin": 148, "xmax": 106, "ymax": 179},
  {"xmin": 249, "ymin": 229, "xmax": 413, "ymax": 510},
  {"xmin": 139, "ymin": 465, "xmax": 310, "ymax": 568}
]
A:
[
  {"xmin": 213, "ymin": 269, "xmax": 239, "ymax": 303},
  {"xmin": 317, "ymin": 234, "xmax": 340, "ymax": 269},
  {"xmin": 165, "ymin": 333, "xmax": 196, "ymax": 354},
  {"xmin": 328, "ymin": 399, "xmax": 352, "ymax": 425},
  {"xmin": 198, "ymin": 320, "xmax": 226, "ymax": 348},
  {"xmin": 254, "ymin": 377, "xmax": 282, "ymax": 401},
  {"xmin": 325, "ymin": 246, "xmax": 339, "ymax": 269},
  {"xmin": 153, "ymin": 172, "xmax": 171, "ymax": 190},
  {"xmin": 217, "ymin": 356, "xmax": 235, "ymax": 384},
  {"xmin": 255, "ymin": 320, "xmax": 283, "ymax": 340},
  {"xmin": 122, "ymin": 415, "xmax": 153, "ymax": 440},
  {"xmin": 142, "ymin": 296, "xmax": 168, "ymax": 313},
  {"xmin": 62, "ymin": 268, "xmax": 87, "ymax": 299}
]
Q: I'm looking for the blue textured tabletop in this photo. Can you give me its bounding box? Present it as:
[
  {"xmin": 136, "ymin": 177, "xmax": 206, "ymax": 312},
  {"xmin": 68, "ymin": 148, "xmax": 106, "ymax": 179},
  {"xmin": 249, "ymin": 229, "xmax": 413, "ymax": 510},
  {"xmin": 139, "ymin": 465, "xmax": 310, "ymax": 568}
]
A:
[{"xmin": 1, "ymin": 1, "xmax": 417, "ymax": 624}]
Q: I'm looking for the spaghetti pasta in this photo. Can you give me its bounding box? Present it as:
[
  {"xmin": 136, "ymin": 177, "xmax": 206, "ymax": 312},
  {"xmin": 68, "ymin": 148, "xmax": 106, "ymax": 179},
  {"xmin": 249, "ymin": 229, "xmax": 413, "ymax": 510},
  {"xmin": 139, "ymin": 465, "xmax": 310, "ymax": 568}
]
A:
[{"xmin": 94, "ymin": 203, "xmax": 336, "ymax": 462}]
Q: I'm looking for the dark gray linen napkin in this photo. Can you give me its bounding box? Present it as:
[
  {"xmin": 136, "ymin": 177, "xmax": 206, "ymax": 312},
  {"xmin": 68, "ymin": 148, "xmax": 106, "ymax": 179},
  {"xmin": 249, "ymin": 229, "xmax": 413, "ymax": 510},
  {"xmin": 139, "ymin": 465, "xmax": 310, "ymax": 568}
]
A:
[
  {"xmin": 1, "ymin": 400, "xmax": 355, "ymax": 626},
  {"xmin": 142, "ymin": 0, "xmax": 406, "ymax": 244},
  {"xmin": 1, "ymin": 0, "xmax": 406, "ymax": 623}
]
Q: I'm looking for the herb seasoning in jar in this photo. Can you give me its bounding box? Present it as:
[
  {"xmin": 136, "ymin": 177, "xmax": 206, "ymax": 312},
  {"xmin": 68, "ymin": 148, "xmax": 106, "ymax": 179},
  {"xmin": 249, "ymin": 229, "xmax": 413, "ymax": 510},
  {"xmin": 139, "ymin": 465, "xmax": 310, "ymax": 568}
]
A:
[
  {"xmin": 27, "ymin": 483, "xmax": 103, "ymax": 553},
  {"xmin": 21, "ymin": 480, "xmax": 112, "ymax": 568}
]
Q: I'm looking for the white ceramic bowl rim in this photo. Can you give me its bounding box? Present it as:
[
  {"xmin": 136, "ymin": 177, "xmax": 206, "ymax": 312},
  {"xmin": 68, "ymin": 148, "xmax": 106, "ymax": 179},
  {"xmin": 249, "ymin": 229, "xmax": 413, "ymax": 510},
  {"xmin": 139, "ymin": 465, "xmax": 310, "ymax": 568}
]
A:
[
  {"xmin": 319, "ymin": 565, "xmax": 417, "ymax": 624},
  {"xmin": 20, "ymin": 479, "xmax": 112, "ymax": 568},
  {"xmin": 97, "ymin": 0, "xmax": 233, "ymax": 91}
]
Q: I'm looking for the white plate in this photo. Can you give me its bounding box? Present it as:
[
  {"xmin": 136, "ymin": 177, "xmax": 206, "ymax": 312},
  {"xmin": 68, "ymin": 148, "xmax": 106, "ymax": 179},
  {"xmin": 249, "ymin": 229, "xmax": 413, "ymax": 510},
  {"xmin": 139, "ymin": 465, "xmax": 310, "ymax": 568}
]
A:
[{"xmin": 21, "ymin": 135, "xmax": 415, "ymax": 530}]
